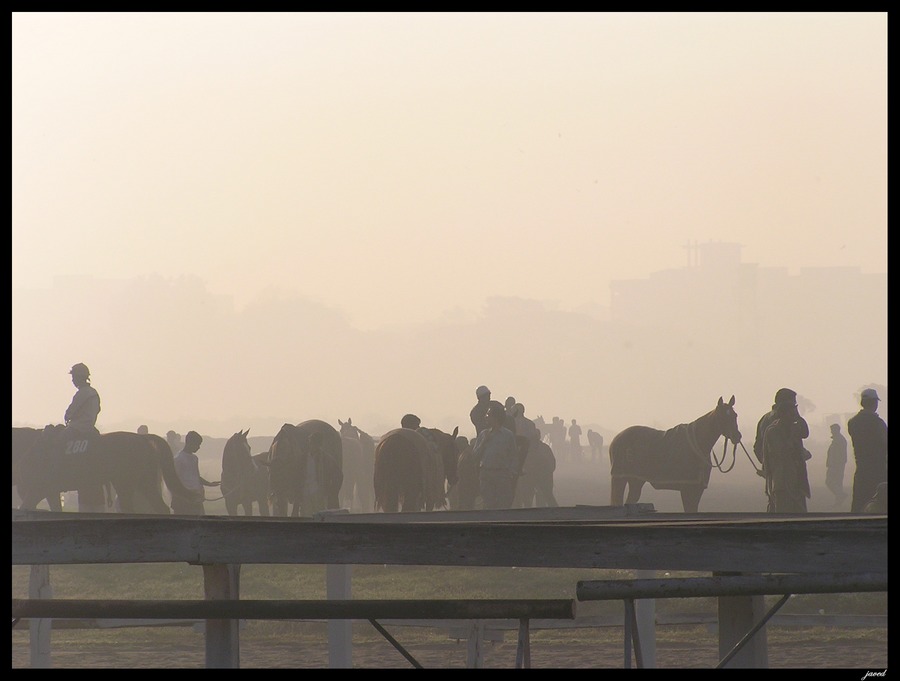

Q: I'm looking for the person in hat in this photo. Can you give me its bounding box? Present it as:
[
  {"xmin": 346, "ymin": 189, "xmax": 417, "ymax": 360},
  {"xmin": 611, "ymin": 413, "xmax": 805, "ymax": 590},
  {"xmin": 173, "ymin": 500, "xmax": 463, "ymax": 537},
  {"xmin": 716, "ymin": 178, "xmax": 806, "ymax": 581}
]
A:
[
  {"xmin": 753, "ymin": 388, "xmax": 809, "ymax": 465},
  {"xmin": 847, "ymin": 388, "xmax": 888, "ymax": 513},
  {"xmin": 470, "ymin": 385, "xmax": 492, "ymax": 437},
  {"xmin": 59, "ymin": 362, "xmax": 105, "ymax": 512},
  {"xmin": 64, "ymin": 363, "xmax": 101, "ymax": 437},
  {"xmin": 761, "ymin": 397, "xmax": 812, "ymax": 513}
]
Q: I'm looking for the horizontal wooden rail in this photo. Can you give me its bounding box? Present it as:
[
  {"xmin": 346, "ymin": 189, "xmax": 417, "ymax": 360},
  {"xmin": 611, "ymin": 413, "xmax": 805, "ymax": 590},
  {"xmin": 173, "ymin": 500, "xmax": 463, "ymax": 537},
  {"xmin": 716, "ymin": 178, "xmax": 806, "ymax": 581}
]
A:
[
  {"xmin": 11, "ymin": 513, "xmax": 887, "ymax": 574},
  {"xmin": 576, "ymin": 572, "xmax": 888, "ymax": 602},
  {"xmin": 12, "ymin": 598, "xmax": 577, "ymax": 621}
]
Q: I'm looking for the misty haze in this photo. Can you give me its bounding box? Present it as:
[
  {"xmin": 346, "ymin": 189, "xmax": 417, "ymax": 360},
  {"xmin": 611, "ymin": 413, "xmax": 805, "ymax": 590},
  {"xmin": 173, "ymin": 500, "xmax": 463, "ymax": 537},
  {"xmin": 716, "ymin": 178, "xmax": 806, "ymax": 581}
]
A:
[
  {"xmin": 12, "ymin": 243, "xmax": 886, "ymax": 513},
  {"xmin": 12, "ymin": 14, "xmax": 887, "ymax": 671}
]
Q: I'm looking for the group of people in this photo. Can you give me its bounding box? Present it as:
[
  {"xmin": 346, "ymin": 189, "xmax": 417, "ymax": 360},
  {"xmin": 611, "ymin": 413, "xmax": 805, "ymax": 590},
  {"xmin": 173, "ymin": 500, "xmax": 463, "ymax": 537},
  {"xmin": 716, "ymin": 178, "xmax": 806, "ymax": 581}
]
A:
[
  {"xmin": 467, "ymin": 385, "xmax": 558, "ymax": 510},
  {"xmin": 532, "ymin": 416, "xmax": 601, "ymax": 463},
  {"xmin": 753, "ymin": 387, "xmax": 888, "ymax": 514},
  {"xmin": 53, "ymin": 363, "xmax": 888, "ymax": 516}
]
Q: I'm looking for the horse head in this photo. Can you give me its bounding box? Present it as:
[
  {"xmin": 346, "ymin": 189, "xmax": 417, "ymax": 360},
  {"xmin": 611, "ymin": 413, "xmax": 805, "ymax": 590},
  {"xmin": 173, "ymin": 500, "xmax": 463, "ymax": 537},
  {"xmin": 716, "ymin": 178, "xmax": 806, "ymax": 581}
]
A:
[
  {"xmin": 338, "ymin": 418, "xmax": 359, "ymax": 439},
  {"xmin": 223, "ymin": 428, "xmax": 252, "ymax": 475},
  {"xmin": 715, "ymin": 395, "xmax": 742, "ymax": 444}
]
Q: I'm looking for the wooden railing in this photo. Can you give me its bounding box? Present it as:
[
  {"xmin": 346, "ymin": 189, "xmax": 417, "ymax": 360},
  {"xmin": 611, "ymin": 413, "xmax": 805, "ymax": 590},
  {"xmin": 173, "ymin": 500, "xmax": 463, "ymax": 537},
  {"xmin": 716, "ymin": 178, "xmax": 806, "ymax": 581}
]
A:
[{"xmin": 12, "ymin": 507, "xmax": 887, "ymax": 668}]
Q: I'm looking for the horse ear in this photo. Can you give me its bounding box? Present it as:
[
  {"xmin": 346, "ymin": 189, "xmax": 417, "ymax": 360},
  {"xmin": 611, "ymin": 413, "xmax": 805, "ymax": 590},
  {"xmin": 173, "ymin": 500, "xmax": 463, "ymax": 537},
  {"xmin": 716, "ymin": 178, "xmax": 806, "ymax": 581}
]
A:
[
  {"xmin": 348, "ymin": 418, "xmax": 353, "ymax": 425},
  {"xmin": 243, "ymin": 428, "xmax": 250, "ymax": 437},
  {"xmin": 338, "ymin": 419, "xmax": 344, "ymax": 426},
  {"xmin": 718, "ymin": 397, "xmax": 724, "ymax": 407},
  {"xmin": 452, "ymin": 426, "xmax": 459, "ymax": 438},
  {"xmin": 728, "ymin": 395, "xmax": 735, "ymax": 406}
]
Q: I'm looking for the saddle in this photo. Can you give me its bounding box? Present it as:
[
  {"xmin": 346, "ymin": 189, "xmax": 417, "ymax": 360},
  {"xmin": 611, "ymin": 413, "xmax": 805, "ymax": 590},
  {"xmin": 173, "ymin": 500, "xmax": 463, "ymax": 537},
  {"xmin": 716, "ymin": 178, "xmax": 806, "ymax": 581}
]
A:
[{"xmin": 45, "ymin": 424, "xmax": 99, "ymax": 464}]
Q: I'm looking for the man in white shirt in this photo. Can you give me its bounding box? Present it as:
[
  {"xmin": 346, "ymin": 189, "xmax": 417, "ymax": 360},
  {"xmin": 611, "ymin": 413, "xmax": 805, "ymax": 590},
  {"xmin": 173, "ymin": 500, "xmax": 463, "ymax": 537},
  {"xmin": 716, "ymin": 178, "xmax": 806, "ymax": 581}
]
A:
[{"xmin": 172, "ymin": 431, "xmax": 219, "ymax": 514}]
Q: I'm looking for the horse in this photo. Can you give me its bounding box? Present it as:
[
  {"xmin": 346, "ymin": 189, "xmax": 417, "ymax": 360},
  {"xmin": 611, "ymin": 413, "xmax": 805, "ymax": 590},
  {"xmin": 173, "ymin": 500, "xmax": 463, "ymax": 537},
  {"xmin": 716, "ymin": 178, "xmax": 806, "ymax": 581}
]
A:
[
  {"xmin": 609, "ymin": 395, "xmax": 742, "ymax": 513},
  {"xmin": 16, "ymin": 425, "xmax": 195, "ymax": 513},
  {"xmin": 514, "ymin": 438, "xmax": 559, "ymax": 508},
  {"xmin": 373, "ymin": 426, "xmax": 460, "ymax": 513},
  {"xmin": 338, "ymin": 418, "xmax": 376, "ymax": 512},
  {"xmin": 13, "ymin": 427, "xmax": 45, "ymax": 508},
  {"xmin": 14, "ymin": 425, "xmax": 115, "ymax": 512},
  {"xmin": 267, "ymin": 419, "xmax": 343, "ymax": 517},
  {"xmin": 220, "ymin": 429, "xmax": 271, "ymax": 516}
]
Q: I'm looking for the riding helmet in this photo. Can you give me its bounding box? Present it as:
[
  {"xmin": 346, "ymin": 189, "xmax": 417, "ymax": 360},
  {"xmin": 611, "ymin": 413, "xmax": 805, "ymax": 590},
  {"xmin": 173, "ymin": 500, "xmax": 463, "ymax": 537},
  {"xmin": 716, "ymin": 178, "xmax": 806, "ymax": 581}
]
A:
[
  {"xmin": 773, "ymin": 388, "xmax": 797, "ymax": 405},
  {"xmin": 69, "ymin": 363, "xmax": 90, "ymax": 379}
]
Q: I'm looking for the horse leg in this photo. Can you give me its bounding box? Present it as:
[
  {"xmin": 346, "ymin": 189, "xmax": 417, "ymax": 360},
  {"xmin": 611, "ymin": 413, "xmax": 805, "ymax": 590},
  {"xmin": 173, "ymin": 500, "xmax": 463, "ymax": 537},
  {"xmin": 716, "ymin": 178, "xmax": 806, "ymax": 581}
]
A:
[
  {"xmin": 385, "ymin": 493, "xmax": 399, "ymax": 513},
  {"xmin": 256, "ymin": 488, "xmax": 270, "ymax": 516},
  {"xmin": 624, "ymin": 479, "xmax": 645, "ymax": 505},
  {"xmin": 610, "ymin": 476, "xmax": 627, "ymax": 506},
  {"xmin": 681, "ymin": 487, "xmax": 702, "ymax": 513},
  {"xmin": 116, "ymin": 489, "xmax": 135, "ymax": 513},
  {"xmin": 148, "ymin": 490, "xmax": 172, "ymax": 514}
]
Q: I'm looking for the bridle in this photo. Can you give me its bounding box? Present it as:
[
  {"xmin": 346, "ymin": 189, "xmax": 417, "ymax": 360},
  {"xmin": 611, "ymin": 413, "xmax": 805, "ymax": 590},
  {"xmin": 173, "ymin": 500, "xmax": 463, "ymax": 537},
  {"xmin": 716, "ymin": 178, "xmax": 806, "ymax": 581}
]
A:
[{"xmin": 707, "ymin": 406, "xmax": 743, "ymax": 474}]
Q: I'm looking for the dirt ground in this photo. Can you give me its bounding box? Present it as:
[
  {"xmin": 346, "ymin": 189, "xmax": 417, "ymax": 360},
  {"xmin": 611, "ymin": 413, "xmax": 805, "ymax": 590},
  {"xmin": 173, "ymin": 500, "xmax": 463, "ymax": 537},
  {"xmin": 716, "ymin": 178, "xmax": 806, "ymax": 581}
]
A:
[{"xmin": 11, "ymin": 621, "xmax": 888, "ymax": 669}]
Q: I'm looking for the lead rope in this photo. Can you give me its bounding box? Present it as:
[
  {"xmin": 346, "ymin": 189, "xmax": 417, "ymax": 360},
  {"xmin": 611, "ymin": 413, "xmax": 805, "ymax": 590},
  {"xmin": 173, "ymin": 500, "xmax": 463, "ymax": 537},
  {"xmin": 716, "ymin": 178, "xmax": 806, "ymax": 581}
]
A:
[
  {"xmin": 203, "ymin": 476, "xmax": 233, "ymax": 502},
  {"xmin": 711, "ymin": 438, "xmax": 737, "ymax": 473},
  {"xmin": 739, "ymin": 441, "xmax": 763, "ymax": 475}
]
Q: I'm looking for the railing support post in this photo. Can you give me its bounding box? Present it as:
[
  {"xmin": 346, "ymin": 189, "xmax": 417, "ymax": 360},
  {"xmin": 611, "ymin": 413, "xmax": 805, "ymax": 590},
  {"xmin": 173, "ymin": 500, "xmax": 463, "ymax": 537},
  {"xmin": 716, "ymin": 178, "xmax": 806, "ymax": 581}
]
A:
[
  {"xmin": 28, "ymin": 565, "xmax": 52, "ymax": 669},
  {"xmin": 327, "ymin": 563, "xmax": 353, "ymax": 668},
  {"xmin": 716, "ymin": 571, "xmax": 768, "ymax": 668},
  {"xmin": 202, "ymin": 563, "xmax": 241, "ymax": 668}
]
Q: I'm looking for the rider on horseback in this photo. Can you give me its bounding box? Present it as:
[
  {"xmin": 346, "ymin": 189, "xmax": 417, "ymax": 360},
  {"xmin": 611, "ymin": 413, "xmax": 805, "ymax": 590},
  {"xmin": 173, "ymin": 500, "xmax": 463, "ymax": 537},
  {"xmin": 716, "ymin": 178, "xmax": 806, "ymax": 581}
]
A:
[{"xmin": 65, "ymin": 363, "xmax": 101, "ymax": 437}]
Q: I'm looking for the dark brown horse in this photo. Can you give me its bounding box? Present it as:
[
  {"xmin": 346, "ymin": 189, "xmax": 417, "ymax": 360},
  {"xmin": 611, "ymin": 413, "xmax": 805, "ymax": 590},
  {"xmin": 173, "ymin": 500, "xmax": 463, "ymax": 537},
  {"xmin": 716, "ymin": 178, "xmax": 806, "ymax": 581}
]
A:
[
  {"xmin": 16, "ymin": 425, "xmax": 194, "ymax": 513},
  {"xmin": 14, "ymin": 425, "xmax": 143, "ymax": 512},
  {"xmin": 374, "ymin": 426, "xmax": 460, "ymax": 513},
  {"xmin": 268, "ymin": 419, "xmax": 343, "ymax": 517},
  {"xmin": 12, "ymin": 427, "xmax": 48, "ymax": 507},
  {"xmin": 220, "ymin": 429, "xmax": 270, "ymax": 516},
  {"xmin": 609, "ymin": 396, "xmax": 742, "ymax": 513}
]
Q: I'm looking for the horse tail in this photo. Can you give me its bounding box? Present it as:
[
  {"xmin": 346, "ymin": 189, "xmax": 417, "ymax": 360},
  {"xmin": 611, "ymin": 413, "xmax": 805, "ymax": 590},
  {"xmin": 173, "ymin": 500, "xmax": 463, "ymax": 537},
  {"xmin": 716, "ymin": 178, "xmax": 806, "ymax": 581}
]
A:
[
  {"xmin": 374, "ymin": 431, "xmax": 423, "ymax": 512},
  {"xmin": 148, "ymin": 434, "xmax": 193, "ymax": 502}
]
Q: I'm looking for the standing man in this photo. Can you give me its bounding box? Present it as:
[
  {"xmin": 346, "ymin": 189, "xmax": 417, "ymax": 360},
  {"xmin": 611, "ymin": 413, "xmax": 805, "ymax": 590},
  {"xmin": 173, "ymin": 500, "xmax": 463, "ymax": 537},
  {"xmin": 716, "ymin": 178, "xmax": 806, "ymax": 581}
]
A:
[
  {"xmin": 825, "ymin": 423, "xmax": 849, "ymax": 507},
  {"xmin": 503, "ymin": 396, "xmax": 519, "ymax": 433},
  {"xmin": 470, "ymin": 385, "xmax": 492, "ymax": 437},
  {"xmin": 473, "ymin": 401, "xmax": 520, "ymax": 509},
  {"xmin": 847, "ymin": 388, "xmax": 888, "ymax": 513},
  {"xmin": 172, "ymin": 431, "xmax": 219, "ymax": 515},
  {"xmin": 754, "ymin": 388, "xmax": 809, "ymax": 465},
  {"xmin": 568, "ymin": 419, "xmax": 583, "ymax": 462},
  {"xmin": 513, "ymin": 402, "xmax": 539, "ymax": 444},
  {"xmin": 761, "ymin": 398, "xmax": 811, "ymax": 513}
]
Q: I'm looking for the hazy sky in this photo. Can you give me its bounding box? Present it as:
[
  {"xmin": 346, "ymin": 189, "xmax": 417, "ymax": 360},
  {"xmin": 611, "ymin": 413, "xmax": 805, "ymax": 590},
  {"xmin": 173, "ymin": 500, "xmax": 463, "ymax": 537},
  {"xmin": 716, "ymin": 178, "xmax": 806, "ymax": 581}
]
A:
[
  {"xmin": 11, "ymin": 13, "xmax": 887, "ymax": 444},
  {"xmin": 13, "ymin": 12, "xmax": 887, "ymax": 330}
]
